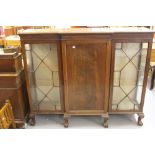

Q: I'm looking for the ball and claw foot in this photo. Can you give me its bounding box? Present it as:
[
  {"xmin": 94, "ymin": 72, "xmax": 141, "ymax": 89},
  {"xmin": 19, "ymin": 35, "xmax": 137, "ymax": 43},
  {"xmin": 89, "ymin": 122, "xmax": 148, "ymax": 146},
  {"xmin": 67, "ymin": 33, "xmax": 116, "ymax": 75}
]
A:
[
  {"xmin": 137, "ymin": 113, "xmax": 144, "ymax": 126},
  {"xmin": 103, "ymin": 118, "xmax": 108, "ymax": 128},
  {"xmin": 29, "ymin": 116, "xmax": 36, "ymax": 126},
  {"xmin": 64, "ymin": 118, "xmax": 69, "ymax": 128},
  {"xmin": 138, "ymin": 116, "xmax": 143, "ymax": 126}
]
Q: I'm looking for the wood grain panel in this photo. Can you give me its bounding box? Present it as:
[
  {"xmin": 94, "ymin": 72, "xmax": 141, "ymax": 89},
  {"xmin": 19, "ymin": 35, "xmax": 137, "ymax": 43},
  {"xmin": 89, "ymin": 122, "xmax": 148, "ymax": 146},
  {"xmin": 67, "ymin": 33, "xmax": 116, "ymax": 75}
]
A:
[
  {"xmin": 0, "ymin": 54, "xmax": 23, "ymax": 72},
  {"xmin": 62, "ymin": 41, "xmax": 109, "ymax": 112}
]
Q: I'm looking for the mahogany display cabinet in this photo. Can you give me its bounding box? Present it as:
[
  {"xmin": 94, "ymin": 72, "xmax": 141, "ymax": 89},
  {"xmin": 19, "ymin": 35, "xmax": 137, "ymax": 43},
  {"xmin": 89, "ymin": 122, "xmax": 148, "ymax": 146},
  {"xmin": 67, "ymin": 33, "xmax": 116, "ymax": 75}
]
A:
[{"xmin": 19, "ymin": 28, "xmax": 154, "ymax": 128}]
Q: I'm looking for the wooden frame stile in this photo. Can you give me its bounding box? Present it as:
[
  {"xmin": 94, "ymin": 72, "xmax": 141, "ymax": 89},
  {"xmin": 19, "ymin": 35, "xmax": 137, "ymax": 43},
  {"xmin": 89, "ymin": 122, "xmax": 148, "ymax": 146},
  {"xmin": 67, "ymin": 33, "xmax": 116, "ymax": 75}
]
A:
[
  {"xmin": 61, "ymin": 39, "xmax": 69, "ymax": 127},
  {"xmin": 102, "ymin": 40, "xmax": 111, "ymax": 128},
  {"xmin": 20, "ymin": 34, "xmax": 64, "ymax": 125},
  {"xmin": 21, "ymin": 41, "xmax": 34, "ymax": 124},
  {"xmin": 108, "ymin": 33, "xmax": 154, "ymax": 126},
  {"xmin": 61, "ymin": 34, "xmax": 112, "ymax": 128},
  {"xmin": 57, "ymin": 39, "xmax": 65, "ymax": 114},
  {"xmin": 140, "ymin": 41, "xmax": 153, "ymax": 111},
  {"xmin": 138, "ymin": 41, "xmax": 153, "ymax": 125},
  {"xmin": 108, "ymin": 39, "xmax": 115, "ymax": 113}
]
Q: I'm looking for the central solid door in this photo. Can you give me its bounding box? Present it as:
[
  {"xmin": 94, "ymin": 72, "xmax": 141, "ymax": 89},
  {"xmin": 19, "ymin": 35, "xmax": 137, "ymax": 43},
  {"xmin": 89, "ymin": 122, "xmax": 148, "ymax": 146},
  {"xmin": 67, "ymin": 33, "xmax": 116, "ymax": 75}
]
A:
[{"xmin": 62, "ymin": 40, "xmax": 111, "ymax": 115}]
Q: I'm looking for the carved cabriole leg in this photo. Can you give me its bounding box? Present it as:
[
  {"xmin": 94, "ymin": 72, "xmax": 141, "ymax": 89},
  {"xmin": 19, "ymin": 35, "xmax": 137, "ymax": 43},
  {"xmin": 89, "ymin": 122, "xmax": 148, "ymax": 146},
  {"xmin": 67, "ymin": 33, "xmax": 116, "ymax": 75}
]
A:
[
  {"xmin": 29, "ymin": 114, "xmax": 36, "ymax": 126},
  {"xmin": 102, "ymin": 113, "xmax": 109, "ymax": 128},
  {"xmin": 137, "ymin": 113, "xmax": 144, "ymax": 126},
  {"xmin": 64, "ymin": 114, "xmax": 69, "ymax": 128}
]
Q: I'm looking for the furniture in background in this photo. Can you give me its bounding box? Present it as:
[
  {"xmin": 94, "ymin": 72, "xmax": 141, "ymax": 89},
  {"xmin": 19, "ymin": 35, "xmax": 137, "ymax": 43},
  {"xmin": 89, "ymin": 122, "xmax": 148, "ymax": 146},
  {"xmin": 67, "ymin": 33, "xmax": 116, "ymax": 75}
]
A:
[
  {"xmin": 4, "ymin": 27, "xmax": 16, "ymax": 37},
  {"xmin": 19, "ymin": 27, "xmax": 154, "ymax": 127},
  {"xmin": 150, "ymin": 63, "xmax": 155, "ymax": 90},
  {"xmin": 4, "ymin": 35, "xmax": 21, "ymax": 48},
  {"xmin": 0, "ymin": 27, "xmax": 3, "ymax": 35},
  {"xmin": 150, "ymin": 40, "xmax": 155, "ymax": 90},
  {"xmin": 151, "ymin": 39, "xmax": 155, "ymax": 62},
  {"xmin": 0, "ymin": 49, "xmax": 29, "ymax": 128},
  {"xmin": 0, "ymin": 36, "xmax": 4, "ymax": 48},
  {"xmin": 0, "ymin": 100, "xmax": 16, "ymax": 129}
]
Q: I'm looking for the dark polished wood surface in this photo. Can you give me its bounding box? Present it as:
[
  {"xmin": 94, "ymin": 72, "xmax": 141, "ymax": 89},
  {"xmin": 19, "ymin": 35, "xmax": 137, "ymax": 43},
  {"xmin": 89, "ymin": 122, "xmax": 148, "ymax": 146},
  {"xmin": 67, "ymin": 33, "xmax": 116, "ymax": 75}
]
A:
[
  {"xmin": 62, "ymin": 41, "xmax": 109, "ymax": 113},
  {"xmin": 0, "ymin": 52, "xmax": 29, "ymax": 128},
  {"xmin": 19, "ymin": 30, "xmax": 154, "ymax": 127},
  {"xmin": 0, "ymin": 53, "xmax": 23, "ymax": 72},
  {"xmin": 0, "ymin": 70, "xmax": 29, "ymax": 127}
]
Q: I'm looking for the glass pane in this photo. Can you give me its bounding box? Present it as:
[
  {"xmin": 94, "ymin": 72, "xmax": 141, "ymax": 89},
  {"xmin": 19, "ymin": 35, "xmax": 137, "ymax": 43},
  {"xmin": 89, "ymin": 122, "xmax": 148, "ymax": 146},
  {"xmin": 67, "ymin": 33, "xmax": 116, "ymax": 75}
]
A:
[
  {"xmin": 122, "ymin": 43, "xmax": 141, "ymax": 58},
  {"xmin": 112, "ymin": 87, "xmax": 126, "ymax": 105},
  {"xmin": 113, "ymin": 72, "xmax": 120, "ymax": 86},
  {"xmin": 25, "ymin": 43, "xmax": 61, "ymax": 111},
  {"xmin": 112, "ymin": 43, "xmax": 148, "ymax": 111},
  {"xmin": 120, "ymin": 62, "xmax": 137, "ymax": 94},
  {"xmin": 117, "ymin": 97, "xmax": 134, "ymax": 110},
  {"xmin": 114, "ymin": 49, "xmax": 129, "ymax": 71}
]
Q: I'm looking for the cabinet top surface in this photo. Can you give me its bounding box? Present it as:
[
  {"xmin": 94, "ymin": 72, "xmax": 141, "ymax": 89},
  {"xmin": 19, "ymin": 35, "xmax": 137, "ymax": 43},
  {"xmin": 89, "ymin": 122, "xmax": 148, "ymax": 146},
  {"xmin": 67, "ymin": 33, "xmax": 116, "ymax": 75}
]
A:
[{"xmin": 18, "ymin": 27, "xmax": 155, "ymax": 34}]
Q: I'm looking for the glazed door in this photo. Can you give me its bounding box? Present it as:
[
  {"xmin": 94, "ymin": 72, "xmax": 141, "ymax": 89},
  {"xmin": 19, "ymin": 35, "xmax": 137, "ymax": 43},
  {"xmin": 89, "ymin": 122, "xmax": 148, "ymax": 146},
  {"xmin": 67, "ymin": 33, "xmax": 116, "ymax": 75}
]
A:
[
  {"xmin": 62, "ymin": 40, "xmax": 111, "ymax": 114},
  {"xmin": 24, "ymin": 43, "xmax": 63, "ymax": 113},
  {"xmin": 110, "ymin": 42, "xmax": 150, "ymax": 112}
]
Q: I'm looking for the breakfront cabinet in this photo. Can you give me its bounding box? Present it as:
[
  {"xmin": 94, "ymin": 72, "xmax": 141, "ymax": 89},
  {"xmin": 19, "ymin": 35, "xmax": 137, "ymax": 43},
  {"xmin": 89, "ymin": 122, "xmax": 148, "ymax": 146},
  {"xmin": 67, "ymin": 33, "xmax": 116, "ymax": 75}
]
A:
[{"xmin": 19, "ymin": 28, "xmax": 154, "ymax": 127}]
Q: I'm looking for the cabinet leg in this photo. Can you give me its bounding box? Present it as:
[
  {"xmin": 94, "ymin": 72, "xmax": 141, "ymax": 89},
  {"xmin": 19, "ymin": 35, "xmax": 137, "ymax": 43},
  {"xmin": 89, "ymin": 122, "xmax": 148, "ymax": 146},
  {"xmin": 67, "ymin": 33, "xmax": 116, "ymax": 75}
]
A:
[
  {"xmin": 25, "ymin": 113, "xmax": 30, "ymax": 123},
  {"xmin": 102, "ymin": 114, "xmax": 109, "ymax": 128},
  {"xmin": 64, "ymin": 114, "xmax": 69, "ymax": 128},
  {"xmin": 29, "ymin": 114, "xmax": 36, "ymax": 126},
  {"xmin": 137, "ymin": 113, "xmax": 144, "ymax": 126}
]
